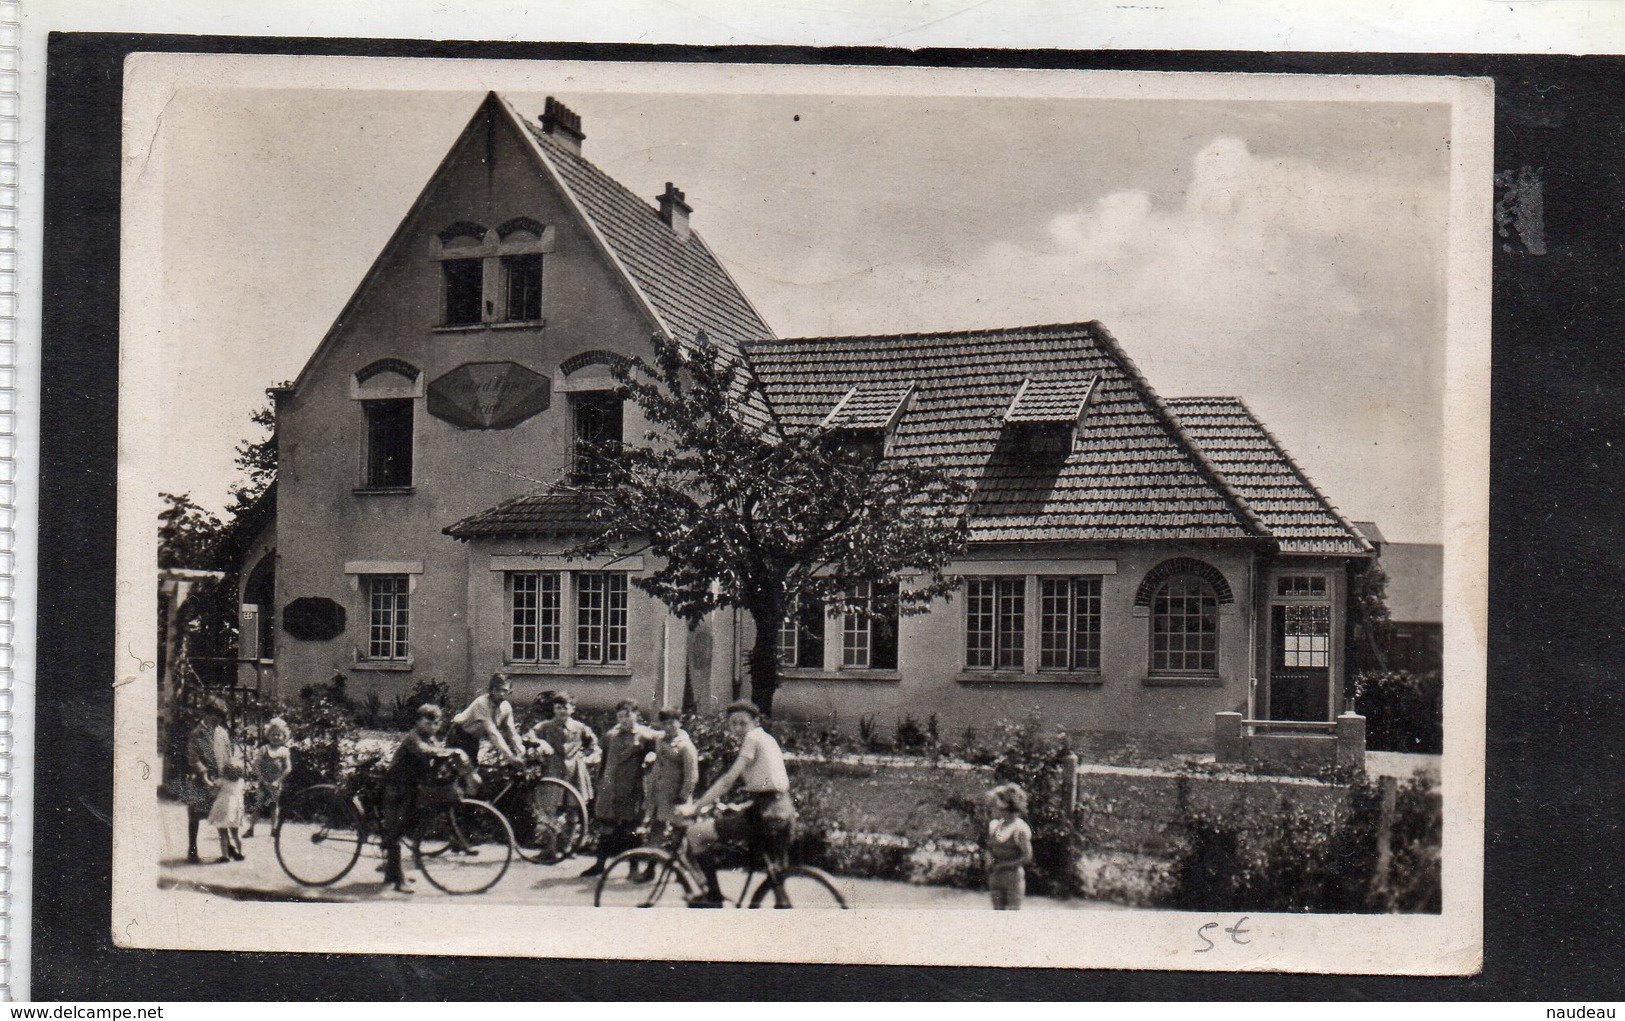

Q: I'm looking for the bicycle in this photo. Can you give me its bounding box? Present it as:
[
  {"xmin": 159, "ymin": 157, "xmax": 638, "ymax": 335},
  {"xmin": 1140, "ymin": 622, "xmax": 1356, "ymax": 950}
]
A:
[
  {"xmin": 273, "ymin": 754, "xmax": 515, "ymax": 895},
  {"xmin": 593, "ymin": 804, "xmax": 848, "ymax": 909},
  {"xmin": 475, "ymin": 760, "xmax": 589, "ymax": 865}
]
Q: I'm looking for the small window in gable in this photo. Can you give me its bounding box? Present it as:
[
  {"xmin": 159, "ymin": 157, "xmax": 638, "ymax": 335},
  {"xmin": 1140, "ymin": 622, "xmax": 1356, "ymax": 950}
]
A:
[
  {"xmin": 502, "ymin": 253, "xmax": 543, "ymax": 322},
  {"xmin": 436, "ymin": 218, "xmax": 552, "ymax": 328},
  {"xmin": 443, "ymin": 258, "xmax": 484, "ymax": 326},
  {"xmin": 363, "ymin": 399, "xmax": 414, "ymax": 489}
]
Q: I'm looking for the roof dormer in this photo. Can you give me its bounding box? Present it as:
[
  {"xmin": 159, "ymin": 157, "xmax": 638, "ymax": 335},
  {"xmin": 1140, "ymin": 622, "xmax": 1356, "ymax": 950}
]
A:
[
  {"xmin": 821, "ymin": 382, "xmax": 916, "ymax": 458},
  {"xmin": 1002, "ymin": 376, "xmax": 1096, "ymax": 462}
]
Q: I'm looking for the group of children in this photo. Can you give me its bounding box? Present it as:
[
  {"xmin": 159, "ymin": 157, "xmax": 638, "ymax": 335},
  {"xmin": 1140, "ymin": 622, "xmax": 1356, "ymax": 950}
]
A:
[
  {"xmin": 172, "ymin": 679, "xmax": 1034, "ymax": 910},
  {"xmin": 440, "ymin": 676, "xmax": 703, "ymax": 882},
  {"xmin": 175, "ymin": 695, "xmax": 292, "ymax": 865}
]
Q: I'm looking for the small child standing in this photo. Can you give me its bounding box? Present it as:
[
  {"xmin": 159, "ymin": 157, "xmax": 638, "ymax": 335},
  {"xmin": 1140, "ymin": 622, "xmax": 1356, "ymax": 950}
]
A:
[
  {"xmin": 984, "ymin": 783, "xmax": 1034, "ymax": 910},
  {"xmin": 243, "ymin": 717, "xmax": 293, "ymax": 839}
]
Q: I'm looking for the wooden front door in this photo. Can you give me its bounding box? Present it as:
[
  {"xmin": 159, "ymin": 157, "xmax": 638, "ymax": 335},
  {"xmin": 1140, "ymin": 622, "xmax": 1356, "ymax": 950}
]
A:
[{"xmin": 1269, "ymin": 602, "xmax": 1332, "ymax": 721}]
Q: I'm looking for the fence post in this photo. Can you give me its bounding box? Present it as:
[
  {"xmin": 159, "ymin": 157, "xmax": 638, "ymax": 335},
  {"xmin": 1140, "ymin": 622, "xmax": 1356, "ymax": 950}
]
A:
[
  {"xmin": 1373, "ymin": 774, "xmax": 1398, "ymax": 910},
  {"xmin": 1215, "ymin": 711, "xmax": 1244, "ymax": 764},
  {"xmin": 1063, "ymin": 750, "xmax": 1079, "ymax": 823}
]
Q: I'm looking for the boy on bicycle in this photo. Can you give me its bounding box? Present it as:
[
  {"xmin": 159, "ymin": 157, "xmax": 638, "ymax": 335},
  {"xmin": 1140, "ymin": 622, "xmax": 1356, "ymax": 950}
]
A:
[
  {"xmin": 449, "ymin": 673, "xmax": 527, "ymax": 771},
  {"xmin": 677, "ymin": 700, "xmax": 794, "ymax": 907},
  {"xmin": 380, "ymin": 704, "xmax": 463, "ymax": 894}
]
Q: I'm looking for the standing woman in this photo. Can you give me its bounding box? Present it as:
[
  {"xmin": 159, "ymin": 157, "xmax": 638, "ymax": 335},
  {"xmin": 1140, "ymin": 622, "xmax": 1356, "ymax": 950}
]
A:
[
  {"xmin": 984, "ymin": 783, "xmax": 1034, "ymax": 910},
  {"xmin": 645, "ymin": 708, "xmax": 700, "ymax": 847},
  {"xmin": 175, "ymin": 697, "xmax": 231, "ymax": 864}
]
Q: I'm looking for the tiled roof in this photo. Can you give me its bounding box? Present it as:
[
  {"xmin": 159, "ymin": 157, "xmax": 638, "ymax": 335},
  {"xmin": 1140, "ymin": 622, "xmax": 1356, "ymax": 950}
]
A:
[
  {"xmin": 823, "ymin": 383, "xmax": 916, "ymax": 431},
  {"xmin": 513, "ymin": 100, "xmax": 776, "ymax": 427},
  {"xmin": 1165, "ymin": 396, "xmax": 1372, "ymax": 556},
  {"xmin": 444, "ymin": 490, "xmax": 608, "ymax": 539},
  {"xmin": 1005, "ymin": 377, "xmax": 1096, "ymax": 423},
  {"xmin": 746, "ymin": 323, "xmax": 1269, "ymax": 544}
]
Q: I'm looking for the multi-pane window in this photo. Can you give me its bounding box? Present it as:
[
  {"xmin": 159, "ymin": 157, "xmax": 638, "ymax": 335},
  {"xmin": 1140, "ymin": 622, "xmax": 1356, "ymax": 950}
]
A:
[
  {"xmin": 841, "ymin": 581, "xmax": 899, "ymax": 670},
  {"xmin": 1039, "ymin": 576, "xmax": 1102, "ymax": 671},
  {"xmin": 443, "ymin": 258, "xmax": 484, "ymax": 326},
  {"xmin": 778, "ymin": 600, "xmax": 827, "ymax": 669},
  {"xmin": 576, "ymin": 572, "xmax": 629, "ymax": 665},
  {"xmin": 507, "ymin": 572, "xmax": 562, "ymax": 663},
  {"xmin": 1281, "ymin": 604, "xmax": 1331, "ymax": 668},
  {"xmin": 365, "ymin": 575, "xmax": 410, "ymax": 661},
  {"xmin": 966, "ymin": 577, "xmax": 1025, "ymax": 670},
  {"xmin": 571, "ymin": 392, "xmax": 624, "ymax": 486},
  {"xmin": 1277, "ymin": 575, "xmax": 1328, "ymax": 597},
  {"xmin": 503, "ymin": 254, "xmax": 543, "ymax": 322},
  {"xmin": 362, "ymin": 399, "xmax": 414, "ymax": 488},
  {"xmin": 1151, "ymin": 574, "xmax": 1218, "ymax": 673}
]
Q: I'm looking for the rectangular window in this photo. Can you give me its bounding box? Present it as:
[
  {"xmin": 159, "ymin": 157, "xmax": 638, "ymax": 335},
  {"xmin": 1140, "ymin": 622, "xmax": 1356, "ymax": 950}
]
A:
[
  {"xmin": 507, "ymin": 572, "xmax": 561, "ymax": 663},
  {"xmin": 841, "ymin": 581, "xmax": 899, "ymax": 670},
  {"xmin": 363, "ymin": 399, "xmax": 414, "ymax": 488},
  {"xmin": 503, "ymin": 253, "xmax": 543, "ymax": 322},
  {"xmin": 778, "ymin": 599, "xmax": 827, "ymax": 669},
  {"xmin": 1039, "ymin": 576, "xmax": 1102, "ymax": 671},
  {"xmin": 443, "ymin": 258, "xmax": 484, "ymax": 326},
  {"xmin": 365, "ymin": 575, "xmax": 410, "ymax": 661},
  {"xmin": 1277, "ymin": 575, "xmax": 1328, "ymax": 597},
  {"xmin": 1282, "ymin": 604, "xmax": 1332, "ymax": 668},
  {"xmin": 571, "ymin": 392, "xmax": 624, "ymax": 486},
  {"xmin": 966, "ymin": 577, "xmax": 1025, "ymax": 670},
  {"xmin": 576, "ymin": 572, "xmax": 628, "ymax": 665}
]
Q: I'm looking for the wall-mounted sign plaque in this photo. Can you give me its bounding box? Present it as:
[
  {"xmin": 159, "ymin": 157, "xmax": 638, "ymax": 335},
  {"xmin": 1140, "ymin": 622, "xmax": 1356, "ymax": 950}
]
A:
[{"xmin": 427, "ymin": 361, "xmax": 551, "ymax": 429}]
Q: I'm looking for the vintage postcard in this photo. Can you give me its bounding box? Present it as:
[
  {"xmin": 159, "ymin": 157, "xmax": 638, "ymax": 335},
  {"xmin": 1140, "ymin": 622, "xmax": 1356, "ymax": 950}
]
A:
[{"xmin": 111, "ymin": 53, "xmax": 1489, "ymax": 972}]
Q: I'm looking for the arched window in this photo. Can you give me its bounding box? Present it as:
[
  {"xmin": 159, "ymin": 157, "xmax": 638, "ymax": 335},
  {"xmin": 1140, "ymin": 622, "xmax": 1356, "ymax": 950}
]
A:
[{"xmin": 1150, "ymin": 573, "xmax": 1218, "ymax": 673}]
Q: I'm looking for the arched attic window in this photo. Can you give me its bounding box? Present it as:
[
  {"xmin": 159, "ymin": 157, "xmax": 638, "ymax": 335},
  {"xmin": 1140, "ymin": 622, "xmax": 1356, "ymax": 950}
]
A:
[
  {"xmin": 433, "ymin": 218, "xmax": 555, "ymax": 327},
  {"xmin": 1136, "ymin": 558, "xmax": 1233, "ymax": 675},
  {"xmin": 559, "ymin": 350, "xmax": 629, "ymax": 487}
]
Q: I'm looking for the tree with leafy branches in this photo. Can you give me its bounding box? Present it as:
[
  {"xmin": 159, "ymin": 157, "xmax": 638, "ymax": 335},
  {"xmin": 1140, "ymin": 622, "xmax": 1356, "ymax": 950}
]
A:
[{"xmin": 567, "ymin": 333, "xmax": 970, "ymax": 718}]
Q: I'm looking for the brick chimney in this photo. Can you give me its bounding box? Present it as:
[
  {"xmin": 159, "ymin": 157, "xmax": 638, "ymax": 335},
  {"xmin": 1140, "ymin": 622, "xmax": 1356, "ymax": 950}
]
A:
[
  {"xmin": 540, "ymin": 96, "xmax": 584, "ymax": 155},
  {"xmin": 658, "ymin": 182, "xmax": 692, "ymax": 241}
]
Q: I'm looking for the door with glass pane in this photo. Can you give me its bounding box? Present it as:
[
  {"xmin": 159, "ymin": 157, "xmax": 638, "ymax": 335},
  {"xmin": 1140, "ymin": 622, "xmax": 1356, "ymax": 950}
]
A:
[{"xmin": 1268, "ymin": 601, "xmax": 1332, "ymax": 721}]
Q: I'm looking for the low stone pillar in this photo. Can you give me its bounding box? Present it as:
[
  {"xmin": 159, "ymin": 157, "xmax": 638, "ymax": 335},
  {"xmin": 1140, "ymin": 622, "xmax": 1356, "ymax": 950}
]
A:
[
  {"xmin": 1215, "ymin": 711, "xmax": 1244, "ymax": 763},
  {"xmin": 1336, "ymin": 712, "xmax": 1367, "ymax": 772}
]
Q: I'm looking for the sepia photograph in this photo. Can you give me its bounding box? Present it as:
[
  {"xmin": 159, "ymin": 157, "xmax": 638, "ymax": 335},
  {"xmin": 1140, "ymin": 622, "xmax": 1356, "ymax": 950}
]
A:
[{"xmin": 111, "ymin": 54, "xmax": 1489, "ymax": 971}]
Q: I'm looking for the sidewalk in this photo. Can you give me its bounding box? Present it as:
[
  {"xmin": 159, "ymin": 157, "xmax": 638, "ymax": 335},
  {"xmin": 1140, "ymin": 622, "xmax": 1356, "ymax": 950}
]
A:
[{"xmin": 156, "ymin": 797, "xmax": 1118, "ymax": 910}]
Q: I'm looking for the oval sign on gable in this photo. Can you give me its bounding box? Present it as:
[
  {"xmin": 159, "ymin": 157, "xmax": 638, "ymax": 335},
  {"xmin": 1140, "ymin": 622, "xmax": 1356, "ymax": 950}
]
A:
[{"xmin": 427, "ymin": 361, "xmax": 551, "ymax": 430}]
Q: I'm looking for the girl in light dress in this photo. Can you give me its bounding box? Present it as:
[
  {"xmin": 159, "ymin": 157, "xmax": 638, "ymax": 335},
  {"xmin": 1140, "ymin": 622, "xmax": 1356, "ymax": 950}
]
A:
[
  {"xmin": 206, "ymin": 710, "xmax": 249, "ymax": 862},
  {"xmin": 984, "ymin": 782, "xmax": 1034, "ymax": 910}
]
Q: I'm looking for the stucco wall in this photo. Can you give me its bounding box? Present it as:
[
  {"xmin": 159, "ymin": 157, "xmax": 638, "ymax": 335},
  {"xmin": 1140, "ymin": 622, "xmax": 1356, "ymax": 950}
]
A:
[
  {"xmin": 273, "ymin": 103, "xmax": 662, "ymax": 705},
  {"xmin": 765, "ymin": 542, "xmax": 1259, "ymax": 741}
]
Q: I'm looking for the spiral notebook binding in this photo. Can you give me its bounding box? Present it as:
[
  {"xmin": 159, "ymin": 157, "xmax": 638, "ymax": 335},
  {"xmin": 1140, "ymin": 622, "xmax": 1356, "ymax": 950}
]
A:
[{"xmin": 0, "ymin": 0, "xmax": 18, "ymax": 1001}]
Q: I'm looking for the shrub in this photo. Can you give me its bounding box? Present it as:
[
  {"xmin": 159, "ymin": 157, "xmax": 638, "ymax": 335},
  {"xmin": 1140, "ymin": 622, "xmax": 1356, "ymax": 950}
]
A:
[
  {"xmin": 1159, "ymin": 774, "xmax": 1441, "ymax": 913},
  {"xmin": 1354, "ymin": 669, "xmax": 1442, "ymax": 753}
]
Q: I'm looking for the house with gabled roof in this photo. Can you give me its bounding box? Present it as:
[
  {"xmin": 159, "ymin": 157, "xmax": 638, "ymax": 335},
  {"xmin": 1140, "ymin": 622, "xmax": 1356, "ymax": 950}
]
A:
[{"xmin": 248, "ymin": 92, "xmax": 1374, "ymax": 745}]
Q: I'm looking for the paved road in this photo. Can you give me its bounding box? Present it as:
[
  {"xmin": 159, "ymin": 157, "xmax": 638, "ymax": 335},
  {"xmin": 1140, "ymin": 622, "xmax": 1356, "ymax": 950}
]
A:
[{"xmin": 157, "ymin": 798, "xmax": 1116, "ymax": 911}]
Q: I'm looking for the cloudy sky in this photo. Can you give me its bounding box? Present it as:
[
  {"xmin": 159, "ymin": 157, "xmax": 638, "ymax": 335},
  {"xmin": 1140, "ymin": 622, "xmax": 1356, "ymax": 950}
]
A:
[{"xmin": 152, "ymin": 81, "xmax": 1450, "ymax": 542}]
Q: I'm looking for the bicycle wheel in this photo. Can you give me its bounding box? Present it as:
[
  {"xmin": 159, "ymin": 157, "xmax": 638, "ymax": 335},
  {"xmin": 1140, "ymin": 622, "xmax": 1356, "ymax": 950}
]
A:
[
  {"xmin": 749, "ymin": 865, "xmax": 849, "ymax": 909},
  {"xmin": 274, "ymin": 784, "xmax": 365, "ymax": 887},
  {"xmin": 413, "ymin": 798, "xmax": 514, "ymax": 895},
  {"xmin": 511, "ymin": 777, "xmax": 590, "ymax": 864},
  {"xmin": 593, "ymin": 848, "xmax": 693, "ymax": 907}
]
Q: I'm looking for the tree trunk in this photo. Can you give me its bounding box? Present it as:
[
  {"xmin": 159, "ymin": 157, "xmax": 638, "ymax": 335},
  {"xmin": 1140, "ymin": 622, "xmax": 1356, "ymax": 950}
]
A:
[{"xmin": 747, "ymin": 609, "xmax": 785, "ymax": 719}]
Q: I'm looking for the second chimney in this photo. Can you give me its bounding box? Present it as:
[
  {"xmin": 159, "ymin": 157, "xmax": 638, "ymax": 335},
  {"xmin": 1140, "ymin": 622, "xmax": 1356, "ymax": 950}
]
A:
[
  {"xmin": 658, "ymin": 182, "xmax": 692, "ymax": 241},
  {"xmin": 540, "ymin": 96, "xmax": 585, "ymax": 155}
]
